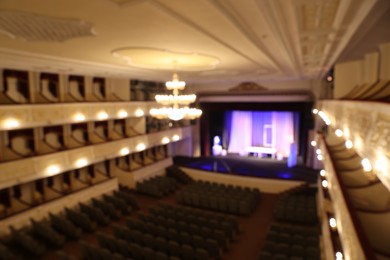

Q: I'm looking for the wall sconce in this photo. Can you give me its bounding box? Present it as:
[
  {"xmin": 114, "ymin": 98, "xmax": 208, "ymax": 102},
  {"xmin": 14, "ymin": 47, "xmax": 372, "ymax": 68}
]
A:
[
  {"xmin": 2, "ymin": 118, "xmax": 20, "ymax": 129},
  {"xmin": 322, "ymin": 180, "xmax": 328, "ymax": 188},
  {"xmin": 135, "ymin": 109, "xmax": 144, "ymax": 117},
  {"xmin": 318, "ymin": 111, "xmax": 331, "ymax": 125},
  {"xmin": 118, "ymin": 110, "xmax": 128, "ymax": 118},
  {"xmin": 335, "ymin": 129, "xmax": 343, "ymax": 137},
  {"xmin": 172, "ymin": 135, "xmax": 180, "ymax": 141},
  {"xmin": 161, "ymin": 137, "xmax": 170, "ymax": 144},
  {"xmin": 47, "ymin": 165, "xmax": 60, "ymax": 175},
  {"xmin": 119, "ymin": 147, "xmax": 130, "ymax": 156},
  {"xmin": 75, "ymin": 158, "xmax": 88, "ymax": 168},
  {"xmin": 320, "ymin": 169, "xmax": 326, "ymax": 177},
  {"xmin": 361, "ymin": 158, "xmax": 372, "ymax": 172},
  {"xmin": 136, "ymin": 143, "xmax": 146, "ymax": 151},
  {"xmin": 97, "ymin": 111, "xmax": 108, "ymax": 120},
  {"xmin": 73, "ymin": 113, "xmax": 86, "ymax": 122},
  {"xmin": 311, "ymin": 140, "xmax": 317, "ymax": 147},
  {"xmin": 329, "ymin": 217, "xmax": 337, "ymax": 230},
  {"xmin": 345, "ymin": 140, "xmax": 353, "ymax": 149}
]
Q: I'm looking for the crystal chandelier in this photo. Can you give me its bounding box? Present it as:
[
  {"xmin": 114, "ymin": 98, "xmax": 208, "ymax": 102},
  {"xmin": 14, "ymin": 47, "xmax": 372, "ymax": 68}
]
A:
[{"xmin": 150, "ymin": 73, "xmax": 202, "ymax": 121}]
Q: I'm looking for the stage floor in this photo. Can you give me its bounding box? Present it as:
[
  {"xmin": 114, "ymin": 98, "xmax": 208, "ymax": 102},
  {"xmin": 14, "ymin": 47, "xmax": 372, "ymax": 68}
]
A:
[{"xmin": 173, "ymin": 155, "xmax": 318, "ymax": 183}]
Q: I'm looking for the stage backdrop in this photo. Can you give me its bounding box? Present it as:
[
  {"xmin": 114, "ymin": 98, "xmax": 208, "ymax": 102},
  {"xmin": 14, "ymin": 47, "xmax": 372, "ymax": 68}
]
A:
[{"xmin": 224, "ymin": 111, "xmax": 299, "ymax": 158}]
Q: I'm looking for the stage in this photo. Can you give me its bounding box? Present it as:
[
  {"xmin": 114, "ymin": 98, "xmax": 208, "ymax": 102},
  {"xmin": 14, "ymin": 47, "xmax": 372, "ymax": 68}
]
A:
[{"xmin": 173, "ymin": 155, "xmax": 318, "ymax": 183}]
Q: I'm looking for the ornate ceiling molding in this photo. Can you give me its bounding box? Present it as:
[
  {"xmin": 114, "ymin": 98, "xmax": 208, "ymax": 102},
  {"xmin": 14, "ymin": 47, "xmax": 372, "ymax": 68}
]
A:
[
  {"xmin": 111, "ymin": 47, "xmax": 220, "ymax": 71},
  {"xmin": 0, "ymin": 48, "xmax": 151, "ymax": 78},
  {"xmin": 208, "ymin": 0, "xmax": 283, "ymax": 73},
  {"xmin": 229, "ymin": 81, "xmax": 268, "ymax": 91},
  {"xmin": 0, "ymin": 10, "xmax": 95, "ymax": 42}
]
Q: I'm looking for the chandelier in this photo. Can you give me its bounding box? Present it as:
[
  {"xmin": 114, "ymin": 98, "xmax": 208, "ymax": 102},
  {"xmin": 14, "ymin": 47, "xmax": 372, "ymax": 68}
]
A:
[{"xmin": 150, "ymin": 73, "xmax": 202, "ymax": 121}]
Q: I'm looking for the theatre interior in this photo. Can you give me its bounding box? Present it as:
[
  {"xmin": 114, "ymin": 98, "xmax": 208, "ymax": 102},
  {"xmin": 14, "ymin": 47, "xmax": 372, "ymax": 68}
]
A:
[{"xmin": 0, "ymin": 0, "xmax": 390, "ymax": 259}]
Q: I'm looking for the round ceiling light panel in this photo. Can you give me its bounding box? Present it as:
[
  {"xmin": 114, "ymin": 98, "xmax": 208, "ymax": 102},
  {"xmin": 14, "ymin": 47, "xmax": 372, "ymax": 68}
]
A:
[{"xmin": 112, "ymin": 47, "xmax": 220, "ymax": 71}]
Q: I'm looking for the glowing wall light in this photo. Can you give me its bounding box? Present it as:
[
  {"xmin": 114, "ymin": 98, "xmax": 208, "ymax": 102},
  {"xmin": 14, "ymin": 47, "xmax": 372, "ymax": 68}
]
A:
[
  {"xmin": 312, "ymin": 108, "xmax": 319, "ymax": 114},
  {"xmin": 161, "ymin": 137, "xmax": 170, "ymax": 144},
  {"xmin": 329, "ymin": 217, "xmax": 337, "ymax": 230},
  {"xmin": 136, "ymin": 143, "xmax": 146, "ymax": 151},
  {"xmin": 318, "ymin": 111, "xmax": 331, "ymax": 125},
  {"xmin": 119, "ymin": 147, "xmax": 130, "ymax": 156},
  {"xmin": 361, "ymin": 158, "xmax": 372, "ymax": 172},
  {"xmin": 118, "ymin": 110, "xmax": 128, "ymax": 118},
  {"xmin": 311, "ymin": 141, "xmax": 317, "ymax": 147},
  {"xmin": 135, "ymin": 109, "xmax": 144, "ymax": 117},
  {"xmin": 320, "ymin": 169, "xmax": 326, "ymax": 177},
  {"xmin": 2, "ymin": 118, "xmax": 20, "ymax": 129},
  {"xmin": 47, "ymin": 165, "xmax": 60, "ymax": 175},
  {"xmin": 336, "ymin": 252, "xmax": 343, "ymax": 260},
  {"xmin": 322, "ymin": 180, "xmax": 328, "ymax": 188},
  {"xmin": 317, "ymin": 154, "xmax": 323, "ymax": 161},
  {"xmin": 345, "ymin": 140, "xmax": 353, "ymax": 149},
  {"xmin": 73, "ymin": 113, "xmax": 86, "ymax": 122},
  {"xmin": 97, "ymin": 111, "xmax": 108, "ymax": 120},
  {"xmin": 316, "ymin": 149, "xmax": 322, "ymax": 155},
  {"xmin": 172, "ymin": 135, "xmax": 180, "ymax": 141},
  {"xmin": 75, "ymin": 158, "xmax": 88, "ymax": 168},
  {"xmin": 335, "ymin": 129, "xmax": 343, "ymax": 137}
]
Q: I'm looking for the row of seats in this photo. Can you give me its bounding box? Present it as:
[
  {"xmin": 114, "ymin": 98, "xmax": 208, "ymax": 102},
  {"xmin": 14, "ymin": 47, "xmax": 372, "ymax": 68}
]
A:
[
  {"xmin": 80, "ymin": 239, "xmax": 131, "ymax": 260},
  {"xmin": 0, "ymin": 242, "xmax": 15, "ymax": 260},
  {"xmin": 0, "ymin": 188, "xmax": 139, "ymax": 259},
  {"xmin": 106, "ymin": 203, "xmax": 240, "ymax": 259},
  {"xmin": 259, "ymin": 223, "xmax": 320, "ymax": 260},
  {"xmin": 136, "ymin": 175, "xmax": 178, "ymax": 197},
  {"xmin": 274, "ymin": 186, "xmax": 317, "ymax": 224},
  {"xmin": 113, "ymin": 222, "xmax": 217, "ymax": 259},
  {"xmin": 132, "ymin": 214, "xmax": 230, "ymax": 249},
  {"xmin": 150, "ymin": 203, "xmax": 239, "ymax": 236},
  {"xmin": 5, "ymin": 226, "xmax": 47, "ymax": 258},
  {"xmin": 176, "ymin": 181, "xmax": 260, "ymax": 215},
  {"xmin": 165, "ymin": 165, "xmax": 193, "ymax": 184},
  {"xmin": 95, "ymin": 231, "xmax": 211, "ymax": 260}
]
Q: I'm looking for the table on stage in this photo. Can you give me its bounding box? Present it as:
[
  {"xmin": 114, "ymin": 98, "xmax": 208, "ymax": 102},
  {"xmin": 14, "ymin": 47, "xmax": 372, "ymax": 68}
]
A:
[{"xmin": 246, "ymin": 146, "xmax": 277, "ymax": 158}]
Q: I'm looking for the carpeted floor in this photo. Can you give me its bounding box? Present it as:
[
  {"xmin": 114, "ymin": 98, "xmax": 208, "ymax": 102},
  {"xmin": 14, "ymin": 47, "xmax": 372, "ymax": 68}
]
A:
[{"xmin": 42, "ymin": 187, "xmax": 279, "ymax": 260}]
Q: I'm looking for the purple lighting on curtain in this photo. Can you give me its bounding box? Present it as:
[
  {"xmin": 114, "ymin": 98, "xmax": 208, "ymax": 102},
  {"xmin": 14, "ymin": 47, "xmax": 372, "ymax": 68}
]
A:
[
  {"xmin": 227, "ymin": 111, "xmax": 252, "ymax": 155},
  {"xmin": 226, "ymin": 111, "xmax": 296, "ymax": 158}
]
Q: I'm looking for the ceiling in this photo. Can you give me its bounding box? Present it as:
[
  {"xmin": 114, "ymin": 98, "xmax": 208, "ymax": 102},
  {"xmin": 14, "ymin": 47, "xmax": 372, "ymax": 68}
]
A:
[{"xmin": 0, "ymin": 0, "xmax": 389, "ymax": 86}]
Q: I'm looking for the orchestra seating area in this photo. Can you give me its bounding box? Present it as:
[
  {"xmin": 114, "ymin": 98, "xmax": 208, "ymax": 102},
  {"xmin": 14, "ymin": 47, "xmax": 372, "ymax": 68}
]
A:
[
  {"xmin": 0, "ymin": 188, "xmax": 139, "ymax": 259},
  {"xmin": 0, "ymin": 161, "xmax": 295, "ymax": 260},
  {"xmin": 259, "ymin": 223, "xmax": 320, "ymax": 260},
  {"xmin": 165, "ymin": 165, "xmax": 194, "ymax": 184},
  {"xmin": 274, "ymin": 186, "xmax": 318, "ymax": 225},
  {"xmin": 136, "ymin": 176, "xmax": 178, "ymax": 198},
  {"xmin": 176, "ymin": 181, "xmax": 261, "ymax": 216},
  {"xmin": 117, "ymin": 203, "xmax": 240, "ymax": 259},
  {"xmin": 258, "ymin": 185, "xmax": 320, "ymax": 260}
]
